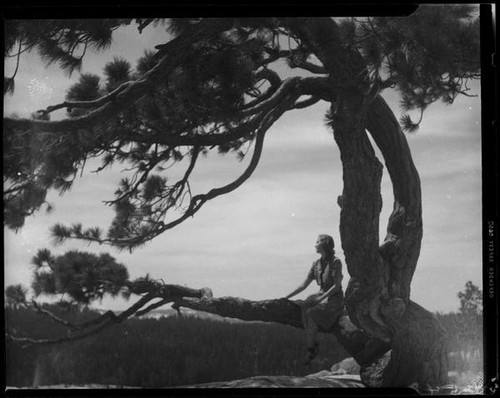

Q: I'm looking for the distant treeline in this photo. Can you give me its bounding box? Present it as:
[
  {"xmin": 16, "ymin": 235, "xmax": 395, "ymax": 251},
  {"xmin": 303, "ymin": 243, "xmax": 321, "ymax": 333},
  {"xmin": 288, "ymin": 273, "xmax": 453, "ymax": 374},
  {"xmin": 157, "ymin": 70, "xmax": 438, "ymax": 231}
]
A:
[
  {"xmin": 435, "ymin": 311, "xmax": 483, "ymax": 374},
  {"xmin": 5, "ymin": 305, "xmax": 349, "ymax": 387},
  {"xmin": 5, "ymin": 305, "xmax": 483, "ymax": 387}
]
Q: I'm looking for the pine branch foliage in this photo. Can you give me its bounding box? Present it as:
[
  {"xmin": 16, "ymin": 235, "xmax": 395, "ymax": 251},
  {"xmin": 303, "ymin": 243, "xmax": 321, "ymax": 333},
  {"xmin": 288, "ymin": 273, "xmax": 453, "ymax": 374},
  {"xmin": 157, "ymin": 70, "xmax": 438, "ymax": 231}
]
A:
[
  {"xmin": 4, "ymin": 11, "xmax": 481, "ymax": 245},
  {"xmin": 30, "ymin": 249, "xmax": 129, "ymax": 305},
  {"xmin": 350, "ymin": 5, "xmax": 480, "ymax": 132}
]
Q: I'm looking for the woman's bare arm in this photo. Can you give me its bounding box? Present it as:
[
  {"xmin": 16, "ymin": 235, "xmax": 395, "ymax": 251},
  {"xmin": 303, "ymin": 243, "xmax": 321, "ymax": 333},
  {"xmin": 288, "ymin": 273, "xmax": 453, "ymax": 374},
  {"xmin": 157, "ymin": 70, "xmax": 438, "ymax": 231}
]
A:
[{"xmin": 285, "ymin": 276, "xmax": 314, "ymax": 299}]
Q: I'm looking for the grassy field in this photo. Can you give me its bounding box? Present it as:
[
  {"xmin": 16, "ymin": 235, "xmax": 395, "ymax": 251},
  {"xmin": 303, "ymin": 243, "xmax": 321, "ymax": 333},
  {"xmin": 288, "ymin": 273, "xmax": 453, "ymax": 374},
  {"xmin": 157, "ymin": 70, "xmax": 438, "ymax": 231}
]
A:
[{"xmin": 6, "ymin": 305, "xmax": 483, "ymax": 389}]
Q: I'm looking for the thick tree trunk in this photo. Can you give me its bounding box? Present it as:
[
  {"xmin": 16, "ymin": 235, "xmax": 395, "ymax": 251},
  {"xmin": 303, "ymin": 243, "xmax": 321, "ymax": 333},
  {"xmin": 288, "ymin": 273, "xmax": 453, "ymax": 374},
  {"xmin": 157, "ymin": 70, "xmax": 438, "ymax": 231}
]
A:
[
  {"xmin": 155, "ymin": 17, "xmax": 448, "ymax": 390},
  {"xmin": 14, "ymin": 17, "xmax": 448, "ymax": 390},
  {"xmin": 282, "ymin": 17, "xmax": 448, "ymax": 389},
  {"xmin": 329, "ymin": 89, "xmax": 447, "ymax": 390},
  {"xmin": 366, "ymin": 96, "xmax": 448, "ymax": 387}
]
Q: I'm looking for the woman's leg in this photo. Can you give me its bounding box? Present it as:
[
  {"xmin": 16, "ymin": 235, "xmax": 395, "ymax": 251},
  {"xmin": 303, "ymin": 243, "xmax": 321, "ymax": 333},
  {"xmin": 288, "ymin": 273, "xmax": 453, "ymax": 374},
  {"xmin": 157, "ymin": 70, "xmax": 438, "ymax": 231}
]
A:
[
  {"xmin": 305, "ymin": 307, "xmax": 320, "ymax": 346},
  {"xmin": 304, "ymin": 307, "xmax": 320, "ymax": 361}
]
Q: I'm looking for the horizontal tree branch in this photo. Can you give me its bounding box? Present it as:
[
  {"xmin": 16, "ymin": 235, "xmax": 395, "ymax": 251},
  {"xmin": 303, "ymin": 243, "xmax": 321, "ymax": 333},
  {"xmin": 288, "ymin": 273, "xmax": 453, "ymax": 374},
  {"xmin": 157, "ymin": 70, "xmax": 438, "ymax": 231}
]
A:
[
  {"xmin": 240, "ymin": 76, "xmax": 330, "ymax": 119},
  {"xmin": 29, "ymin": 300, "xmax": 81, "ymax": 330},
  {"xmin": 36, "ymin": 82, "xmax": 133, "ymax": 117},
  {"xmin": 49, "ymin": 75, "xmax": 326, "ymax": 248},
  {"xmin": 292, "ymin": 96, "xmax": 321, "ymax": 109},
  {"xmin": 4, "ymin": 18, "xmax": 234, "ymax": 135},
  {"xmin": 291, "ymin": 60, "xmax": 327, "ymax": 74},
  {"xmin": 7, "ymin": 280, "xmax": 389, "ymax": 376},
  {"xmin": 135, "ymin": 298, "xmax": 173, "ymax": 317},
  {"xmin": 6, "ymin": 283, "xmax": 213, "ymax": 348},
  {"xmin": 7, "ymin": 293, "xmax": 157, "ymax": 348}
]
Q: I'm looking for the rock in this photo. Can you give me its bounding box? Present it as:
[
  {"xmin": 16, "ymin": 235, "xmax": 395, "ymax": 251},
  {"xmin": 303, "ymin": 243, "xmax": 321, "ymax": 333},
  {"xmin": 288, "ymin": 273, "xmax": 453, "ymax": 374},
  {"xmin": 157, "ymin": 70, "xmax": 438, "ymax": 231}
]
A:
[
  {"xmin": 330, "ymin": 357, "xmax": 361, "ymax": 375},
  {"xmin": 179, "ymin": 359, "xmax": 366, "ymax": 388},
  {"xmin": 178, "ymin": 375, "xmax": 365, "ymax": 388}
]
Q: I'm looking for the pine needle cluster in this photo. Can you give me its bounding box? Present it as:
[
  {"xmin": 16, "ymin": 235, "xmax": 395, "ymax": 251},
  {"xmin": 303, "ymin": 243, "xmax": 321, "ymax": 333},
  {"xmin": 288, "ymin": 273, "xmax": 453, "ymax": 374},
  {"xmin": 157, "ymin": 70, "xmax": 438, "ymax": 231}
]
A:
[{"xmin": 4, "ymin": 12, "xmax": 481, "ymax": 246}]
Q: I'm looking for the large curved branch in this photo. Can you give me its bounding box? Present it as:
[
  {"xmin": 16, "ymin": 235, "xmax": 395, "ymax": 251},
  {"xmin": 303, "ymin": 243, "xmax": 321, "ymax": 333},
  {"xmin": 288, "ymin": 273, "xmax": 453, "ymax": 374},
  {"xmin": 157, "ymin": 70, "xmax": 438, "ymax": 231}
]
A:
[
  {"xmin": 51, "ymin": 75, "xmax": 322, "ymax": 249},
  {"xmin": 128, "ymin": 75, "xmax": 330, "ymax": 149},
  {"xmin": 292, "ymin": 96, "xmax": 321, "ymax": 109},
  {"xmin": 145, "ymin": 78, "xmax": 314, "ymax": 238},
  {"xmin": 241, "ymin": 77, "xmax": 302, "ymax": 116},
  {"xmin": 332, "ymin": 110, "xmax": 388, "ymax": 340},
  {"xmin": 128, "ymin": 118, "xmax": 261, "ymax": 148},
  {"xmin": 5, "ymin": 19, "xmax": 328, "ymax": 151},
  {"xmin": 50, "ymin": 113, "xmax": 268, "ymax": 249},
  {"xmin": 92, "ymin": 75, "xmax": 328, "ymax": 149},
  {"xmin": 5, "ymin": 80, "xmax": 328, "ymax": 157},
  {"xmin": 287, "ymin": 19, "xmax": 388, "ymax": 338},
  {"xmin": 285, "ymin": 17, "xmax": 446, "ymax": 388},
  {"xmin": 51, "ymin": 118, "xmax": 268, "ymax": 249},
  {"xmin": 242, "ymin": 76, "xmax": 329, "ymax": 116},
  {"xmin": 241, "ymin": 68, "xmax": 283, "ymax": 110},
  {"xmin": 366, "ymin": 95, "xmax": 423, "ymax": 303},
  {"xmin": 29, "ymin": 58, "xmax": 281, "ymax": 127}
]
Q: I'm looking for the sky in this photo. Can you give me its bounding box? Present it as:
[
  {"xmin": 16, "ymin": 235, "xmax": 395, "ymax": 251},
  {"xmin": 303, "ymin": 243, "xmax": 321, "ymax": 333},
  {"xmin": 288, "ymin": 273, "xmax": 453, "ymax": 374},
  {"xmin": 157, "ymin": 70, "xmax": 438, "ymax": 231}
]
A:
[{"xmin": 3, "ymin": 19, "xmax": 484, "ymax": 314}]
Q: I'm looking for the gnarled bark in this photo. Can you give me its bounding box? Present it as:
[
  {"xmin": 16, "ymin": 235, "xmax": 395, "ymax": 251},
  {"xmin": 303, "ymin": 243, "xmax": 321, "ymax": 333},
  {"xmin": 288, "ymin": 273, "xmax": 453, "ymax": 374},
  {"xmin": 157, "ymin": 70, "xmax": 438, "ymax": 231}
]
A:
[
  {"xmin": 366, "ymin": 96, "xmax": 448, "ymax": 387},
  {"xmin": 283, "ymin": 17, "xmax": 448, "ymax": 389},
  {"xmin": 329, "ymin": 89, "xmax": 447, "ymax": 389},
  {"xmin": 8, "ymin": 281, "xmax": 389, "ymax": 387},
  {"xmin": 6, "ymin": 16, "xmax": 449, "ymax": 390},
  {"xmin": 367, "ymin": 95, "xmax": 423, "ymax": 304},
  {"xmin": 174, "ymin": 293, "xmax": 390, "ymax": 372}
]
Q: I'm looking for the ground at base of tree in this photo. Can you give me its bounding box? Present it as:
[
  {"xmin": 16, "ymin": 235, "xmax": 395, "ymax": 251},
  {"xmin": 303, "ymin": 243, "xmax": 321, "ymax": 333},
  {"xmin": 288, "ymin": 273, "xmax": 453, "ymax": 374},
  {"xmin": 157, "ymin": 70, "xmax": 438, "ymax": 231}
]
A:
[
  {"xmin": 7, "ymin": 375, "xmax": 366, "ymax": 389},
  {"xmin": 178, "ymin": 374, "xmax": 365, "ymax": 388},
  {"xmin": 6, "ymin": 369, "xmax": 483, "ymax": 391},
  {"xmin": 6, "ymin": 384, "xmax": 141, "ymax": 389}
]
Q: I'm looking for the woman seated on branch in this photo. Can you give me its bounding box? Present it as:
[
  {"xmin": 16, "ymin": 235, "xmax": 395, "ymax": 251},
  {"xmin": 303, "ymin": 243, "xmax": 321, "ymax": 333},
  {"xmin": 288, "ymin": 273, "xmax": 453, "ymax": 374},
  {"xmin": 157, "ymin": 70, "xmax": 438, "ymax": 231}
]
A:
[{"xmin": 284, "ymin": 234, "xmax": 344, "ymax": 363}]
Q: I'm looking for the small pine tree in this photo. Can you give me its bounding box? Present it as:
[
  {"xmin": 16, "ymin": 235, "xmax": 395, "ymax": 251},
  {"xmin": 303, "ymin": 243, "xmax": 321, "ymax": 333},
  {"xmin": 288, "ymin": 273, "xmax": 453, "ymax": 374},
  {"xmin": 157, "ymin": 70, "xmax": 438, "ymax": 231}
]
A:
[{"xmin": 31, "ymin": 249, "xmax": 129, "ymax": 305}]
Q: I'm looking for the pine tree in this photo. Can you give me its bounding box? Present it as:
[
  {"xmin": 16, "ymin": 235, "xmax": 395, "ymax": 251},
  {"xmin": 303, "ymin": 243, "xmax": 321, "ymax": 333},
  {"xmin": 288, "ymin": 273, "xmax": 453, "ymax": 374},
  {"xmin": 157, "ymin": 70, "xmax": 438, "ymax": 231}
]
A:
[
  {"xmin": 456, "ymin": 281, "xmax": 483, "ymax": 359},
  {"xmin": 30, "ymin": 249, "xmax": 129, "ymax": 305},
  {"xmin": 4, "ymin": 8, "xmax": 482, "ymax": 389}
]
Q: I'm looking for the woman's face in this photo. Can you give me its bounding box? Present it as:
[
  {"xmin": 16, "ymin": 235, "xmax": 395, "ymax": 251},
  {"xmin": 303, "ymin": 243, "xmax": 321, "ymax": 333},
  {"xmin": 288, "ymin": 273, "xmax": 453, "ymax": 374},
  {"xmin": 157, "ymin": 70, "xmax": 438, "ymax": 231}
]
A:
[{"xmin": 315, "ymin": 236, "xmax": 326, "ymax": 254}]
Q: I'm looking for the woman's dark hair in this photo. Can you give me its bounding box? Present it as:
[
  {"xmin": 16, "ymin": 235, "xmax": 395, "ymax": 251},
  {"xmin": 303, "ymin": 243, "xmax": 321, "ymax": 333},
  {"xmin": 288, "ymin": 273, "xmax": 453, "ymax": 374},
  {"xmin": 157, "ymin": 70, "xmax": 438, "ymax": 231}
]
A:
[{"xmin": 318, "ymin": 234, "xmax": 335, "ymax": 253}]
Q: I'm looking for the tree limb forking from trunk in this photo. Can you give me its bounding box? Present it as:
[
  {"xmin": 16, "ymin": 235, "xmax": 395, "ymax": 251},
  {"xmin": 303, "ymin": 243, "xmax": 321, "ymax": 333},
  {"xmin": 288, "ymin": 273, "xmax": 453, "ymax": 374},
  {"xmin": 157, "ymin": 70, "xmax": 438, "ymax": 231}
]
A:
[
  {"xmin": 40, "ymin": 78, "xmax": 317, "ymax": 249},
  {"xmin": 282, "ymin": 17, "xmax": 448, "ymax": 389},
  {"xmin": 4, "ymin": 16, "xmax": 458, "ymax": 390},
  {"xmin": 366, "ymin": 95, "xmax": 423, "ymax": 304},
  {"xmin": 174, "ymin": 295, "xmax": 391, "ymax": 369},
  {"xmin": 365, "ymin": 96, "xmax": 448, "ymax": 388},
  {"xmin": 7, "ymin": 282, "xmax": 390, "ymax": 386},
  {"xmin": 327, "ymin": 90, "xmax": 447, "ymax": 389}
]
